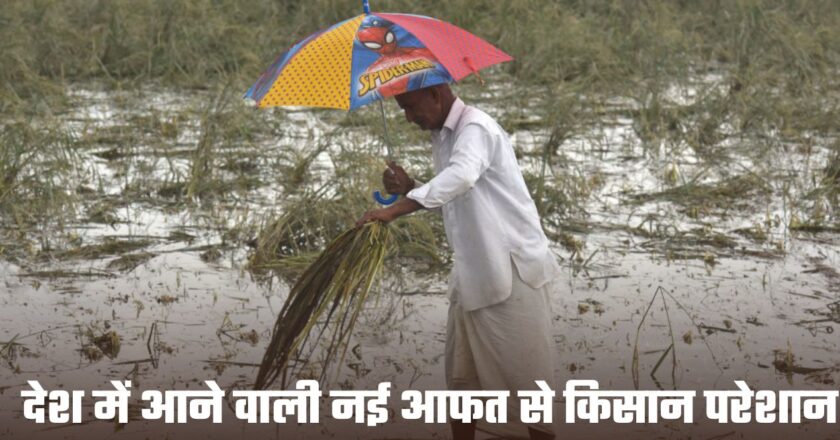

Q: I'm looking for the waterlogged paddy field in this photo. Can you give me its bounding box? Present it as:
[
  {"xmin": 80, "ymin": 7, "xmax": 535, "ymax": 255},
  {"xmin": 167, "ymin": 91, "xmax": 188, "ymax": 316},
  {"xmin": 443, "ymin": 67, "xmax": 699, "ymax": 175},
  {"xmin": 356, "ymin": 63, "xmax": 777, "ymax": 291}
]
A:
[{"xmin": 1, "ymin": 80, "xmax": 839, "ymax": 438}]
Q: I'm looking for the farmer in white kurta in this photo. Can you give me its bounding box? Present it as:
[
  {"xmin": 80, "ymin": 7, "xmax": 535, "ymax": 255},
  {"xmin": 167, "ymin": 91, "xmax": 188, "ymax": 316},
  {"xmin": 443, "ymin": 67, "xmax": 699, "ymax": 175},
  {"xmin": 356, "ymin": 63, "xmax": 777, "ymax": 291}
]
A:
[{"xmin": 357, "ymin": 83, "xmax": 560, "ymax": 440}]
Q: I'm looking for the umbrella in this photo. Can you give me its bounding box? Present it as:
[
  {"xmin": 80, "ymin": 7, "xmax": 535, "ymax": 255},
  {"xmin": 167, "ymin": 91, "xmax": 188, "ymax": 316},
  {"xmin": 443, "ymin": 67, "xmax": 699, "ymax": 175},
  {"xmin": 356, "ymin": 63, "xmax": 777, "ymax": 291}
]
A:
[{"xmin": 244, "ymin": 0, "xmax": 512, "ymax": 204}]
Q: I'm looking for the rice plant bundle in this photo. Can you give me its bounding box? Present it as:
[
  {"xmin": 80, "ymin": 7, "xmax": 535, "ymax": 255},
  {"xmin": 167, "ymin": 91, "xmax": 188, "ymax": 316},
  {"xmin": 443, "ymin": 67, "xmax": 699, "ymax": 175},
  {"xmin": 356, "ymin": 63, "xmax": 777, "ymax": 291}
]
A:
[{"xmin": 254, "ymin": 222, "xmax": 391, "ymax": 390}]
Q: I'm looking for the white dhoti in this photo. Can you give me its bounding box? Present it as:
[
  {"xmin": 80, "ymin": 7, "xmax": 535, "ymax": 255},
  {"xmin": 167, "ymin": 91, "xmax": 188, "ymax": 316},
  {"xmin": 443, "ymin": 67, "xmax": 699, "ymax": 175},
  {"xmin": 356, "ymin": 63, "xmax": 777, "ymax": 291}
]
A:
[{"xmin": 445, "ymin": 260, "xmax": 557, "ymax": 439}]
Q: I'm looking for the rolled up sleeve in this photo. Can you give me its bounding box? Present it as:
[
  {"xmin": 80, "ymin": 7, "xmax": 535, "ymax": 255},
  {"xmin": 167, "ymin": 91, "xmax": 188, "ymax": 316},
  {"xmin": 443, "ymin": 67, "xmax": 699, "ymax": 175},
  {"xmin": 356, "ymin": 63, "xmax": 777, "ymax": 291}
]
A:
[{"xmin": 407, "ymin": 124, "xmax": 493, "ymax": 209}]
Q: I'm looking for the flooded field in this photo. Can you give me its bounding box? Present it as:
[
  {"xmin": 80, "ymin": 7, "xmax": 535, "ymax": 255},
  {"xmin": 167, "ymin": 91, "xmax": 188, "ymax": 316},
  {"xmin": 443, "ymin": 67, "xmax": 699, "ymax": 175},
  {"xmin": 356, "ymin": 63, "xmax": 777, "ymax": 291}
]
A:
[{"xmin": 1, "ymin": 73, "xmax": 839, "ymax": 439}]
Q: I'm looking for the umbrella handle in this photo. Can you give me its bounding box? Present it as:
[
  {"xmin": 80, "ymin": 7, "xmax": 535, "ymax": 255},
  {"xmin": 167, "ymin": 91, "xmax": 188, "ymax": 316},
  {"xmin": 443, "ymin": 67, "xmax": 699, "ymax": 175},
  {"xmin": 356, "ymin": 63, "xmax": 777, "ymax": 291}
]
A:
[
  {"xmin": 373, "ymin": 190, "xmax": 398, "ymax": 205},
  {"xmin": 363, "ymin": 0, "xmax": 370, "ymax": 14}
]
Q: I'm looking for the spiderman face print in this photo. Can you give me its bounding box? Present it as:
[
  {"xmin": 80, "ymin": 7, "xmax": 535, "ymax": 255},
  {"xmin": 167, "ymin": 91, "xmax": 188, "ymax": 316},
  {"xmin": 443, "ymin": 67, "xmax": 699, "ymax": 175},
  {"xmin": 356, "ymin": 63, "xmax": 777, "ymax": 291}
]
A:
[{"xmin": 350, "ymin": 16, "xmax": 453, "ymax": 106}]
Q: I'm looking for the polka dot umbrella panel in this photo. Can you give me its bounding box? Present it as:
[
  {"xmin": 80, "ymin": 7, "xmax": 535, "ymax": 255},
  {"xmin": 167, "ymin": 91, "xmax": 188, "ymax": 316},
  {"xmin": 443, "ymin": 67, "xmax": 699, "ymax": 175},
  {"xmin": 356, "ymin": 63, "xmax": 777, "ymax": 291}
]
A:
[{"xmin": 244, "ymin": 12, "xmax": 513, "ymax": 110}]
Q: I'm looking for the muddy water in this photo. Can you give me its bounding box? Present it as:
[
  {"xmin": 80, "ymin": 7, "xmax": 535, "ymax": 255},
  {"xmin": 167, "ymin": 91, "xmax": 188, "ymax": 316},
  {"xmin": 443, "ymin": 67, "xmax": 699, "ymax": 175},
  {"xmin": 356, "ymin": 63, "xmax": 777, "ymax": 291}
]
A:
[{"xmin": 1, "ymin": 82, "xmax": 838, "ymax": 439}]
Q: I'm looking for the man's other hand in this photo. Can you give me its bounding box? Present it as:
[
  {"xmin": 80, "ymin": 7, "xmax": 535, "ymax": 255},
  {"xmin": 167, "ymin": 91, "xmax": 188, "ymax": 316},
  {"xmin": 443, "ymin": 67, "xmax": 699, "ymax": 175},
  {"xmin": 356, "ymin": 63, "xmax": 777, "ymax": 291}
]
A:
[
  {"xmin": 356, "ymin": 197, "xmax": 424, "ymax": 227},
  {"xmin": 356, "ymin": 208, "xmax": 397, "ymax": 227},
  {"xmin": 383, "ymin": 161, "xmax": 415, "ymax": 195}
]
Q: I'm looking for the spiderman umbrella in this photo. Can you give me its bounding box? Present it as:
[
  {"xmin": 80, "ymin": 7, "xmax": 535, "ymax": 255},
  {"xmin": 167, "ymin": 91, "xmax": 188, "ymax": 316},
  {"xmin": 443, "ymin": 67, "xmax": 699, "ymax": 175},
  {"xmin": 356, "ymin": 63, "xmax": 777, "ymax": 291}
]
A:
[{"xmin": 244, "ymin": 0, "xmax": 512, "ymax": 205}]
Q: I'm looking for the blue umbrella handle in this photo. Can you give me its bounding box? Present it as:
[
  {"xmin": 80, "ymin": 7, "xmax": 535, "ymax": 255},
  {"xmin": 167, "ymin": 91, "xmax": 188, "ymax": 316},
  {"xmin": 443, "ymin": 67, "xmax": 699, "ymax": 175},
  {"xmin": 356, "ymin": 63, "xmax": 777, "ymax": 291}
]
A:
[
  {"xmin": 362, "ymin": 0, "xmax": 370, "ymax": 14},
  {"xmin": 373, "ymin": 190, "xmax": 398, "ymax": 205}
]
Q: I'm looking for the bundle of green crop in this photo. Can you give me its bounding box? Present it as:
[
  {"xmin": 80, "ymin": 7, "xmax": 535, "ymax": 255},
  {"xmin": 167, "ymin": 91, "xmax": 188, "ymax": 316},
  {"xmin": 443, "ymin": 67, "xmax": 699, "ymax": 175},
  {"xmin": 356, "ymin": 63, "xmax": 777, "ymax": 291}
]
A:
[{"xmin": 253, "ymin": 222, "xmax": 391, "ymax": 390}]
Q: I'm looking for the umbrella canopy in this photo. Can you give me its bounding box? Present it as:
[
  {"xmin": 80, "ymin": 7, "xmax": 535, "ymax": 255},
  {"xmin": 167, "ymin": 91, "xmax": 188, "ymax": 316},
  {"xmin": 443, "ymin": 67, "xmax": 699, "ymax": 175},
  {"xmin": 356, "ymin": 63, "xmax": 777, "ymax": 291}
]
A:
[{"xmin": 244, "ymin": 12, "xmax": 512, "ymax": 110}]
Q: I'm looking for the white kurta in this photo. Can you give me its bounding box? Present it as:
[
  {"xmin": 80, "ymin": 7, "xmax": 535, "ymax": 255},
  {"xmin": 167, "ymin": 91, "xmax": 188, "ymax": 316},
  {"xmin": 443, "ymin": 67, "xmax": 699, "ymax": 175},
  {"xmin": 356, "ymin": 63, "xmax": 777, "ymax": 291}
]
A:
[
  {"xmin": 407, "ymin": 98, "xmax": 561, "ymax": 311},
  {"xmin": 407, "ymin": 98, "xmax": 560, "ymax": 437}
]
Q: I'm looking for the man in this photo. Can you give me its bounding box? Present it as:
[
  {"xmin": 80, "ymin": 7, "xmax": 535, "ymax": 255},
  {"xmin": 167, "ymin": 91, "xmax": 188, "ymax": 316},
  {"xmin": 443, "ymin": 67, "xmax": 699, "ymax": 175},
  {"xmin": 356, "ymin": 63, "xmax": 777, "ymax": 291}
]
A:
[{"xmin": 356, "ymin": 83, "xmax": 560, "ymax": 440}]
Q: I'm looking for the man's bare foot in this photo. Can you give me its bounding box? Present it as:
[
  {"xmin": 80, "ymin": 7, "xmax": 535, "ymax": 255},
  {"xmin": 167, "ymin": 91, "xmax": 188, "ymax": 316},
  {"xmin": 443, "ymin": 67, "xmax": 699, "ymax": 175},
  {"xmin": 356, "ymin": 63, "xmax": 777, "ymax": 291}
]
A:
[
  {"xmin": 528, "ymin": 426, "xmax": 555, "ymax": 440},
  {"xmin": 450, "ymin": 421, "xmax": 476, "ymax": 440}
]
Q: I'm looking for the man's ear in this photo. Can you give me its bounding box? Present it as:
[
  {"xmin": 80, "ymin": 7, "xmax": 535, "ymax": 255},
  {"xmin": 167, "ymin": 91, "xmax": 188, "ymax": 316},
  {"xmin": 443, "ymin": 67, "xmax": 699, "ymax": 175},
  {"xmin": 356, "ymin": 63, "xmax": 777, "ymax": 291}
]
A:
[{"xmin": 428, "ymin": 86, "xmax": 440, "ymax": 105}]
